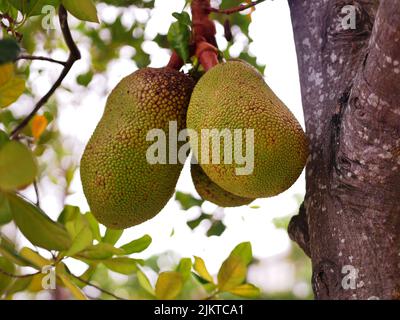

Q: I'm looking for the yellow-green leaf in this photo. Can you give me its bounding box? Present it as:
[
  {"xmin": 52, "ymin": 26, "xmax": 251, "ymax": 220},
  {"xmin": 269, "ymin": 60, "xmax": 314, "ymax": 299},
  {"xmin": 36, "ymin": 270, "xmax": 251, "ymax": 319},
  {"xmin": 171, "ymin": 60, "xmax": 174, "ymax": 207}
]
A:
[
  {"xmin": 103, "ymin": 257, "xmax": 138, "ymax": 275},
  {"xmin": 84, "ymin": 212, "xmax": 101, "ymax": 241},
  {"xmin": 137, "ymin": 269, "xmax": 155, "ymax": 296},
  {"xmin": 19, "ymin": 247, "xmax": 52, "ymax": 269},
  {"xmin": 0, "ymin": 257, "xmax": 15, "ymax": 294},
  {"xmin": 0, "ymin": 63, "xmax": 25, "ymax": 108},
  {"xmin": 177, "ymin": 257, "xmax": 192, "ymax": 282},
  {"xmin": 7, "ymin": 193, "xmax": 72, "ymax": 251},
  {"xmin": 102, "ymin": 228, "xmax": 123, "ymax": 245},
  {"xmin": 193, "ymin": 256, "xmax": 214, "ymax": 283},
  {"xmin": 228, "ymin": 283, "xmax": 260, "ymax": 298},
  {"xmin": 230, "ymin": 242, "xmax": 252, "ymax": 266},
  {"xmin": 155, "ymin": 271, "xmax": 183, "ymax": 300},
  {"xmin": 217, "ymin": 255, "xmax": 247, "ymax": 291},
  {"xmin": 120, "ymin": 234, "xmax": 152, "ymax": 254},
  {"xmin": 66, "ymin": 226, "xmax": 93, "ymax": 257},
  {"xmin": 58, "ymin": 273, "xmax": 87, "ymax": 300},
  {"xmin": 0, "ymin": 235, "xmax": 31, "ymax": 266},
  {"xmin": 62, "ymin": 0, "xmax": 99, "ymax": 23},
  {"xmin": 0, "ymin": 64, "xmax": 13, "ymax": 86},
  {"xmin": 78, "ymin": 243, "xmax": 124, "ymax": 260},
  {"xmin": 0, "ymin": 141, "xmax": 37, "ymax": 190},
  {"xmin": 0, "ymin": 192, "xmax": 12, "ymax": 225}
]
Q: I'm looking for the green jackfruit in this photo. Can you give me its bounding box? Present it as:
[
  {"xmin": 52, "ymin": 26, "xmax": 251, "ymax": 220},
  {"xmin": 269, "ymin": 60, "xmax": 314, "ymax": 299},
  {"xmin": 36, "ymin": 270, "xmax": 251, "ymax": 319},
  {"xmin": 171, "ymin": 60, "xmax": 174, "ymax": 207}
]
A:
[
  {"xmin": 80, "ymin": 68, "xmax": 194, "ymax": 229},
  {"xmin": 191, "ymin": 161, "xmax": 254, "ymax": 207},
  {"xmin": 187, "ymin": 60, "xmax": 309, "ymax": 198}
]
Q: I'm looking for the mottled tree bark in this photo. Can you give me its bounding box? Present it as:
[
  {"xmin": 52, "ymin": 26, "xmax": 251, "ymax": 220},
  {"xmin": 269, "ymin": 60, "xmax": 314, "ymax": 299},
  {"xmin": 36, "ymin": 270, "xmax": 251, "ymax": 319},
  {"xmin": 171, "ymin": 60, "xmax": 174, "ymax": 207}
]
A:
[{"xmin": 288, "ymin": 0, "xmax": 400, "ymax": 299}]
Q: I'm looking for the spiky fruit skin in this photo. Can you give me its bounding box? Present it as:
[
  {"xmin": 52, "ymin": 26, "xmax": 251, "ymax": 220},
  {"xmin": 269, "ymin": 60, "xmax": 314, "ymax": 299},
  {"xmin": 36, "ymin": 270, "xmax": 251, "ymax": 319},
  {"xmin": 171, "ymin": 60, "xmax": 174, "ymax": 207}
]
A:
[
  {"xmin": 80, "ymin": 68, "xmax": 194, "ymax": 229},
  {"xmin": 191, "ymin": 162, "xmax": 254, "ymax": 207},
  {"xmin": 187, "ymin": 60, "xmax": 309, "ymax": 198}
]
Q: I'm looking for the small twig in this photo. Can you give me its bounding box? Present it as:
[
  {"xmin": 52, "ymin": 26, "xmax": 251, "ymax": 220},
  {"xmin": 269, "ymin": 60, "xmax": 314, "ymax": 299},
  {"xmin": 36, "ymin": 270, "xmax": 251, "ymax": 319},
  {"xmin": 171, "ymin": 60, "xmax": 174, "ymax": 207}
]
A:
[
  {"xmin": 0, "ymin": 266, "xmax": 40, "ymax": 279},
  {"xmin": 33, "ymin": 180, "xmax": 40, "ymax": 206},
  {"xmin": 10, "ymin": 5, "xmax": 81, "ymax": 140},
  {"xmin": 16, "ymin": 55, "xmax": 66, "ymax": 66},
  {"xmin": 209, "ymin": 0, "xmax": 265, "ymax": 15},
  {"xmin": 71, "ymin": 275, "xmax": 127, "ymax": 300}
]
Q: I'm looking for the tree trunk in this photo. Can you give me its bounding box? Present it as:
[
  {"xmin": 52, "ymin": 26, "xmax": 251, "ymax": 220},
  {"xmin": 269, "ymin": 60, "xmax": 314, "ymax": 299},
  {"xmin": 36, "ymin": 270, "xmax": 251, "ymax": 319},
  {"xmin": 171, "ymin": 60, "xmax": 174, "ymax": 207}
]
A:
[{"xmin": 287, "ymin": 0, "xmax": 400, "ymax": 299}]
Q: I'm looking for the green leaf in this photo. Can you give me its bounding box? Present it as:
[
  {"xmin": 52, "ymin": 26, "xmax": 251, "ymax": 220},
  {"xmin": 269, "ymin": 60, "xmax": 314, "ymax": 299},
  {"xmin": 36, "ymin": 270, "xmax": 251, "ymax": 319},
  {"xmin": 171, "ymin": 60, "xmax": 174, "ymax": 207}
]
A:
[
  {"xmin": 167, "ymin": 21, "xmax": 191, "ymax": 62},
  {"xmin": 177, "ymin": 257, "xmax": 192, "ymax": 282},
  {"xmin": 76, "ymin": 71, "xmax": 93, "ymax": 87},
  {"xmin": 206, "ymin": 220, "xmax": 226, "ymax": 237},
  {"xmin": 4, "ymin": 276, "xmax": 32, "ymax": 295},
  {"xmin": 65, "ymin": 225, "xmax": 93, "ymax": 257},
  {"xmin": 0, "ymin": 39, "xmax": 20, "ymax": 65},
  {"xmin": 78, "ymin": 243, "xmax": 124, "ymax": 260},
  {"xmin": 193, "ymin": 256, "xmax": 214, "ymax": 283},
  {"xmin": 137, "ymin": 269, "xmax": 155, "ymax": 296},
  {"xmin": 120, "ymin": 234, "xmax": 152, "ymax": 254},
  {"xmin": 0, "ymin": 235, "xmax": 31, "ymax": 266},
  {"xmin": 84, "ymin": 212, "xmax": 101, "ymax": 241},
  {"xmin": 6, "ymin": 193, "xmax": 72, "ymax": 251},
  {"xmin": 62, "ymin": 0, "xmax": 99, "ymax": 23},
  {"xmin": 230, "ymin": 242, "xmax": 252, "ymax": 266},
  {"xmin": 7, "ymin": 0, "xmax": 61, "ymax": 17},
  {"xmin": 172, "ymin": 11, "xmax": 191, "ymax": 26},
  {"xmin": 217, "ymin": 255, "xmax": 246, "ymax": 291},
  {"xmin": 103, "ymin": 257, "xmax": 138, "ymax": 275},
  {"xmin": 0, "ymin": 192, "xmax": 12, "ymax": 225},
  {"xmin": 228, "ymin": 283, "xmax": 260, "ymax": 299},
  {"xmin": 0, "ymin": 256, "xmax": 15, "ymax": 294},
  {"xmin": 187, "ymin": 212, "xmax": 212, "ymax": 230},
  {"xmin": 57, "ymin": 205, "xmax": 80, "ymax": 224},
  {"xmin": 102, "ymin": 228, "xmax": 123, "ymax": 246},
  {"xmin": 155, "ymin": 271, "xmax": 183, "ymax": 300},
  {"xmin": 0, "ymin": 130, "xmax": 9, "ymax": 149},
  {"xmin": 175, "ymin": 192, "xmax": 203, "ymax": 210},
  {"xmin": 0, "ymin": 141, "xmax": 37, "ymax": 190}
]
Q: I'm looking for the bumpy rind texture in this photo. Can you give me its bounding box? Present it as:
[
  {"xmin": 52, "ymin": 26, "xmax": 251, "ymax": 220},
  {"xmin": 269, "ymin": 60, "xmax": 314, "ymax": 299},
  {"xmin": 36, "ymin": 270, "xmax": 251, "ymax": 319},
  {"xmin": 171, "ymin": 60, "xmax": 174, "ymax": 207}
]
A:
[
  {"xmin": 191, "ymin": 162, "xmax": 254, "ymax": 207},
  {"xmin": 187, "ymin": 60, "xmax": 309, "ymax": 198},
  {"xmin": 80, "ymin": 68, "xmax": 194, "ymax": 229}
]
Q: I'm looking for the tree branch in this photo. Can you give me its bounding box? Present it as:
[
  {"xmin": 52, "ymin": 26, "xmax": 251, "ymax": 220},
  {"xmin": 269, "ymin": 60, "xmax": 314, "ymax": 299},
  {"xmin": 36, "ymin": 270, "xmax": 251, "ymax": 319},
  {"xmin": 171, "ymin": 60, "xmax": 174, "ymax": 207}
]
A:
[
  {"xmin": 71, "ymin": 274, "xmax": 127, "ymax": 300},
  {"xmin": 16, "ymin": 55, "xmax": 66, "ymax": 66},
  {"xmin": 209, "ymin": 0, "xmax": 265, "ymax": 15},
  {"xmin": 288, "ymin": 202, "xmax": 310, "ymax": 257},
  {"xmin": 10, "ymin": 5, "xmax": 81, "ymax": 140}
]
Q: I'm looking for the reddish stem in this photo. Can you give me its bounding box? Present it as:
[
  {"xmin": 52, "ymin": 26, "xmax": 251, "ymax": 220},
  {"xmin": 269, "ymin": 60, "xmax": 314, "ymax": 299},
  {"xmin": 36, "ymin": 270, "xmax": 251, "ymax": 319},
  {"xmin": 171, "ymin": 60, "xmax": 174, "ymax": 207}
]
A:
[
  {"xmin": 191, "ymin": 0, "xmax": 219, "ymax": 71},
  {"xmin": 166, "ymin": 51, "xmax": 184, "ymax": 70},
  {"xmin": 196, "ymin": 41, "xmax": 219, "ymax": 71}
]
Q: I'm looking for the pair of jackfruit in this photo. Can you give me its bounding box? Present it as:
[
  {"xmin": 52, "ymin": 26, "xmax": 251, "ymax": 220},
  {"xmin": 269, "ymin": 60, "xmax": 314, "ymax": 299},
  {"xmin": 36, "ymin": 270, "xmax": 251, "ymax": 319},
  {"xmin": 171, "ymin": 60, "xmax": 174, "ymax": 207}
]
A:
[{"xmin": 80, "ymin": 60, "xmax": 308, "ymax": 229}]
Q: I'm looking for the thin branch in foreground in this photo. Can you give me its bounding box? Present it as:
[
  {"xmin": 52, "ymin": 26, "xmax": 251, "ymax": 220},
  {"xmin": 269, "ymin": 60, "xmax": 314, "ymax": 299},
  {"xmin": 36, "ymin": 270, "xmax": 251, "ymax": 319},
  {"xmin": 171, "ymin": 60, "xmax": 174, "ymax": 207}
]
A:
[
  {"xmin": 209, "ymin": 0, "xmax": 265, "ymax": 15},
  {"xmin": 33, "ymin": 180, "xmax": 40, "ymax": 206},
  {"xmin": 10, "ymin": 5, "xmax": 81, "ymax": 140},
  {"xmin": 71, "ymin": 275, "xmax": 127, "ymax": 300},
  {"xmin": 16, "ymin": 55, "xmax": 66, "ymax": 66},
  {"xmin": 0, "ymin": 267, "xmax": 40, "ymax": 279}
]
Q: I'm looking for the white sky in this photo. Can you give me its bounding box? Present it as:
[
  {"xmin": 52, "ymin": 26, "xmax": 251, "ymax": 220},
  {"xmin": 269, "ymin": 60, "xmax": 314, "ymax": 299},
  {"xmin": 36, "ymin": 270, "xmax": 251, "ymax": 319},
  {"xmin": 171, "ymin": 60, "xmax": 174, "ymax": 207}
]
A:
[{"xmin": 7, "ymin": 0, "xmax": 307, "ymax": 295}]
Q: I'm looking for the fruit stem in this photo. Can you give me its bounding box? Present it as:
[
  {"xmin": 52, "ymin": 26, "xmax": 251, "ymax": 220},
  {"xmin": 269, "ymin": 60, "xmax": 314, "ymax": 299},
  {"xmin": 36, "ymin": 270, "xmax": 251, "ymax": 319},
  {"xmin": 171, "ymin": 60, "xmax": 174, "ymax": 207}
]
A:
[
  {"xmin": 191, "ymin": 0, "xmax": 219, "ymax": 71},
  {"xmin": 166, "ymin": 51, "xmax": 184, "ymax": 70},
  {"xmin": 196, "ymin": 41, "xmax": 219, "ymax": 71}
]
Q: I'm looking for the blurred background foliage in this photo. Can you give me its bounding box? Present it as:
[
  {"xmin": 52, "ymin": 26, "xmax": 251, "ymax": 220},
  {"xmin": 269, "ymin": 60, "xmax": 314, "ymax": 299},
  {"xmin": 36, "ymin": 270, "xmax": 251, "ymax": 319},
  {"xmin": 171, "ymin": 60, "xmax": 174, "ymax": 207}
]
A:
[{"xmin": 0, "ymin": 0, "xmax": 311, "ymax": 300}]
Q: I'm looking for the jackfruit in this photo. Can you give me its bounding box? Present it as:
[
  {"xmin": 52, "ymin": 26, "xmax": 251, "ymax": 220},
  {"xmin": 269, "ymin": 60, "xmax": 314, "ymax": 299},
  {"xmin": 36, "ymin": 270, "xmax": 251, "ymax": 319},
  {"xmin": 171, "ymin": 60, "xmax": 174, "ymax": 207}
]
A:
[
  {"xmin": 191, "ymin": 161, "xmax": 254, "ymax": 207},
  {"xmin": 80, "ymin": 68, "xmax": 194, "ymax": 229},
  {"xmin": 187, "ymin": 60, "xmax": 308, "ymax": 198}
]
